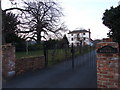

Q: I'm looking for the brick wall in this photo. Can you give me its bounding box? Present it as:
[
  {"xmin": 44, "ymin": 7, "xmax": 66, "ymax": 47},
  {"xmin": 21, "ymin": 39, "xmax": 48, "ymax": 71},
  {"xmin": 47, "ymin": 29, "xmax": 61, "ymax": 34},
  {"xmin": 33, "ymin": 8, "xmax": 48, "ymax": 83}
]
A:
[
  {"xmin": 15, "ymin": 56, "xmax": 45, "ymax": 75},
  {"xmin": 2, "ymin": 44, "xmax": 45, "ymax": 79},
  {"xmin": 102, "ymin": 38, "xmax": 113, "ymax": 42},
  {"xmin": 96, "ymin": 40, "xmax": 120, "ymax": 88},
  {"xmin": 2, "ymin": 44, "xmax": 15, "ymax": 79}
]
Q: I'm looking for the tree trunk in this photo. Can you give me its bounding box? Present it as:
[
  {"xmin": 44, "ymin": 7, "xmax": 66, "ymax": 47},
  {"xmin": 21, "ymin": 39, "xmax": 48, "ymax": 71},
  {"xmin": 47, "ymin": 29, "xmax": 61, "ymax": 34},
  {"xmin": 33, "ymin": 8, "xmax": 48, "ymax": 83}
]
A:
[{"xmin": 37, "ymin": 32, "xmax": 42, "ymax": 44}]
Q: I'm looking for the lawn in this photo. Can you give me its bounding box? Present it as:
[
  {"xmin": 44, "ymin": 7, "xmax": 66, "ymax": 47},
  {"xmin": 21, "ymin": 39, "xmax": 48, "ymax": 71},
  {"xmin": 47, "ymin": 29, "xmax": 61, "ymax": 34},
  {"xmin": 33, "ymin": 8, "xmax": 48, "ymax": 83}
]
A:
[
  {"xmin": 16, "ymin": 46, "xmax": 95, "ymax": 66},
  {"xmin": 16, "ymin": 50, "xmax": 44, "ymax": 59},
  {"xmin": 47, "ymin": 49, "xmax": 72, "ymax": 66}
]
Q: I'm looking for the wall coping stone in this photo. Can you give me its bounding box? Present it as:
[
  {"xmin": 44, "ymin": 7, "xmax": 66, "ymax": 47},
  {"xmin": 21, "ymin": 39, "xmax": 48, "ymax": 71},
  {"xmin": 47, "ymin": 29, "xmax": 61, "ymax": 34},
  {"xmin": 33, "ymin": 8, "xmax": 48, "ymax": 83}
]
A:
[{"xmin": 16, "ymin": 55, "xmax": 44, "ymax": 60}]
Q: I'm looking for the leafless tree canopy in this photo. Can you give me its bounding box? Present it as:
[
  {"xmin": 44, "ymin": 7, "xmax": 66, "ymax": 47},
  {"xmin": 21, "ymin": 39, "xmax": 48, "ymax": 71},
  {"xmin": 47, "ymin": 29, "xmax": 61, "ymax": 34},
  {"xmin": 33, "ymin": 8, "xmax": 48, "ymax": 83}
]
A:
[
  {"xmin": 3, "ymin": 0, "xmax": 67, "ymax": 43},
  {"xmin": 17, "ymin": 0, "xmax": 65, "ymax": 42}
]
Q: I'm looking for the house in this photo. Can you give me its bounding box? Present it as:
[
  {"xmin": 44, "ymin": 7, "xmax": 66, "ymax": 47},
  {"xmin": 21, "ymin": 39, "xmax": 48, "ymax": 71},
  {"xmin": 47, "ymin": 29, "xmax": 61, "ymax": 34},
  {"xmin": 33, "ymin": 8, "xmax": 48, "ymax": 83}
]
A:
[{"xmin": 68, "ymin": 29, "xmax": 93, "ymax": 46}]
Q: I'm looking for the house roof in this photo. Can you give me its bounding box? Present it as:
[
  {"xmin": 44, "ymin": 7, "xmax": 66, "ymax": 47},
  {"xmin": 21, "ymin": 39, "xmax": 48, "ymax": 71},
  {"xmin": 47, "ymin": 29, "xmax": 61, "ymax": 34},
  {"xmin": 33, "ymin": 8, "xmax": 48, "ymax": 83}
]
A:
[{"xmin": 68, "ymin": 29, "xmax": 90, "ymax": 34}]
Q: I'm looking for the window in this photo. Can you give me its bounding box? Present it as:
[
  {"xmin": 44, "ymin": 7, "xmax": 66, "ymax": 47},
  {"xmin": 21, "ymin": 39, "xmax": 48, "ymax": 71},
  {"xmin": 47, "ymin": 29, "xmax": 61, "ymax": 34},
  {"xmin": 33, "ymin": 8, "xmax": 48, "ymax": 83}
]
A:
[
  {"xmin": 83, "ymin": 33, "xmax": 85, "ymax": 35},
  {"xmin": 83, "ymin": 37, "xmax": 86, "ymax": 40},
  {"xmin": 71, "ymin": 34, "xmax": 73, "ymax": 36},
  {"xmin": 76, "ymin": 43, "xmax": 80, "ymax": 46},
  {"xmin": 71, "ymin": 38, "xmax": 73, "ymax": 41}
]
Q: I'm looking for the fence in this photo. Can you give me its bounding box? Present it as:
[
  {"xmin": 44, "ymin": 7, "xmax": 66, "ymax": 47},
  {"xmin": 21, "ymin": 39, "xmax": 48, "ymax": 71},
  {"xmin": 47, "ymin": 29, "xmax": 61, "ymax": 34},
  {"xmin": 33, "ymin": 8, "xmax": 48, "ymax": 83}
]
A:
[
  {"xmin": 15, "ymin": 41, "xmax": 95, "ymax": 67},
  {"xmin": 2, "ymin": 41, "xmax": 95, "ymax": 80}
]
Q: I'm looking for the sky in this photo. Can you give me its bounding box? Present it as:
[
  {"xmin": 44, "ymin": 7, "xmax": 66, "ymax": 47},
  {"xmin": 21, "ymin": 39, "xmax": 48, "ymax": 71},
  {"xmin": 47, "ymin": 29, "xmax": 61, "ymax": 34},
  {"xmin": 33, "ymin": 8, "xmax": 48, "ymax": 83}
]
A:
[
  {"xmin": 1, "ymin": 0, "xmax": 120, "ymax": 40},
  {"xmin": 58, "ymin": 0, "xmax": 120, "ymax": 40}
]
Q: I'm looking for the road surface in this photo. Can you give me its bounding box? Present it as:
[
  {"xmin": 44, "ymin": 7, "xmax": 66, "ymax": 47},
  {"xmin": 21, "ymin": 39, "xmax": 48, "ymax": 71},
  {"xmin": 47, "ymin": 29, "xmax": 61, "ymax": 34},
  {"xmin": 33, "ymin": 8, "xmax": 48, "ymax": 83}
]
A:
[{"xmin": 2, "ymin": 50, "xmax": 97, "ymax": 88}]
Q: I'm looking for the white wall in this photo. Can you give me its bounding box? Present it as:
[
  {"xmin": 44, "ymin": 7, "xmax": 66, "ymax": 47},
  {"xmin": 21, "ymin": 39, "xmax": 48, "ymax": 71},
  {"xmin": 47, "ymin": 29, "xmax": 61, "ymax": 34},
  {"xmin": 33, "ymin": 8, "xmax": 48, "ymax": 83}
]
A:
[{"xmin": 68, "ymin": 32, "xmax": 93, "ymax": 46}]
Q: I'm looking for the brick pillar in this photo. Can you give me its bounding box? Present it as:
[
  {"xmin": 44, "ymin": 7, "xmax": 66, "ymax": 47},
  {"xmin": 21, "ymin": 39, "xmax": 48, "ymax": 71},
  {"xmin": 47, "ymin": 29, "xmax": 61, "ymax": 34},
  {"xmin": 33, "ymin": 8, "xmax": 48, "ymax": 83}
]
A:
[
  {"xmin": 96, "ymin": 40, "xmax": 120, "ymax": 88},
  {"xmin": 2, "ymin": 44, "xmax": 15, "ymax": 79}
]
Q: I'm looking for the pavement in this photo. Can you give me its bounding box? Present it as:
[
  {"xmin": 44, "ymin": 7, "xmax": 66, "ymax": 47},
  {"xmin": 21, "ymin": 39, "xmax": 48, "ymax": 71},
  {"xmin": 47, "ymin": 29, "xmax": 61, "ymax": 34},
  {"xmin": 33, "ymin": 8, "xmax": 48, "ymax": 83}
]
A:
[{"xmin": 2, "ymin": 50, "xmax": 97, "ymax": 88}]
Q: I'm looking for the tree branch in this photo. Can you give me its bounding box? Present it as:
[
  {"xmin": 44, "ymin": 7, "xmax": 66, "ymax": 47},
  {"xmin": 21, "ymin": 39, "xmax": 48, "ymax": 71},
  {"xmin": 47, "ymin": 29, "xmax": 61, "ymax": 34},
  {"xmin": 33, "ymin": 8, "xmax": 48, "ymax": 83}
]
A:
[{"xmin": 3, "ymin": 8, "xmax": 28, "ymax": 12}]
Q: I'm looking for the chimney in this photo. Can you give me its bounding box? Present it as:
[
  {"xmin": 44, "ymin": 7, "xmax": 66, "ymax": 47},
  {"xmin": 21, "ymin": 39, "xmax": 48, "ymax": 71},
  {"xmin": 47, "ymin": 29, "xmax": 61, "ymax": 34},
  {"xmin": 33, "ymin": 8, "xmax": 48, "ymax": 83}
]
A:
[{"xmin": 88, "ymin": 28, "xmax": 91, "ymax": 41}]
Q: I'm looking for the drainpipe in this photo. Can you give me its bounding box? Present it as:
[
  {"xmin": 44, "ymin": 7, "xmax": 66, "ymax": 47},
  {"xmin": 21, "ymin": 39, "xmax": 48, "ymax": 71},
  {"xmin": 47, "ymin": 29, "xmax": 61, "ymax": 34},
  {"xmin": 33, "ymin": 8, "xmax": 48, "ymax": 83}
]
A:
[{"xmin": 88, "ymin": 29, "xmax": 91, "ymax": 45}]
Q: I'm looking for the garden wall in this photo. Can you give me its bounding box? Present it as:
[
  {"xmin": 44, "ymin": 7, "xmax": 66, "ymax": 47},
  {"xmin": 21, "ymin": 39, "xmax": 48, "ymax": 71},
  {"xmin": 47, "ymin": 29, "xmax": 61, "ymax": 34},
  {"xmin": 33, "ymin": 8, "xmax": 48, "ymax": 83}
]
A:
[
  {"xmin": 96, "ymin": 38, "xmax": 120, "ymax": 88},
  {"xmin": 2, "ymin": 44, "xmax": 15, "ymax": 79},
  {"xmin": 2, "ymin": 44, "xmax": 45, "ymax": 79},
  {"xmin": 15, "ymin": 56, "xmax": 45, "ymax": 75}
]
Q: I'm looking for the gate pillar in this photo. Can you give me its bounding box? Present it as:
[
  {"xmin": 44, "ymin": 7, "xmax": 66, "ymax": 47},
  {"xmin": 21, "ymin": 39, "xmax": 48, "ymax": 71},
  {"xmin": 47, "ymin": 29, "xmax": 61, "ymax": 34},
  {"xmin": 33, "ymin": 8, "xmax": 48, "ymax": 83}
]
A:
[
  {"xmin": 96, "ymin": 38, "xmax": 120, "ymax": 88},
  {"xmin": 2, "ymin": 43, "xmax": 15, "ymax": 79}
]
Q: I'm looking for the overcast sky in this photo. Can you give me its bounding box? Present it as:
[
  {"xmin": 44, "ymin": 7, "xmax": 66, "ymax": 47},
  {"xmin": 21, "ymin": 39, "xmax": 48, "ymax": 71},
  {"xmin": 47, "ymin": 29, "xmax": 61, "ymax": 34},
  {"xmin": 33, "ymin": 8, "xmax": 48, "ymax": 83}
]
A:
[
  {"xmin": 1, "ymin": 0, "xmax": 120, "ymax": 40},
  {"xmin": 59, "ymin": 0, "xmax": 120, "ymax": 40}
]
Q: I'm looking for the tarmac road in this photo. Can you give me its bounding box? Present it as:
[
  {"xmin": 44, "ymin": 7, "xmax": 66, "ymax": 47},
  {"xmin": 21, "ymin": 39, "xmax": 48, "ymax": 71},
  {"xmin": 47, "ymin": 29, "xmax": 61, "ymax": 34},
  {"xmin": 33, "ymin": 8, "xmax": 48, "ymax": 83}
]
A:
[{"xmin": 2, "ymin": 50, "xmax": 97, "ymax": 88}]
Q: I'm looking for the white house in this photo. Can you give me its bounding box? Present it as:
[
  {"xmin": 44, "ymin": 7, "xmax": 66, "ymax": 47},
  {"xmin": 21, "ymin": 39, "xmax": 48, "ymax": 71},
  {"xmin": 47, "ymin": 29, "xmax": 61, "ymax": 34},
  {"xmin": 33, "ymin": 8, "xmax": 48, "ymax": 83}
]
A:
[{"xmin": 68, "ymin": 29, "xmax": 93, "ymax": 46}]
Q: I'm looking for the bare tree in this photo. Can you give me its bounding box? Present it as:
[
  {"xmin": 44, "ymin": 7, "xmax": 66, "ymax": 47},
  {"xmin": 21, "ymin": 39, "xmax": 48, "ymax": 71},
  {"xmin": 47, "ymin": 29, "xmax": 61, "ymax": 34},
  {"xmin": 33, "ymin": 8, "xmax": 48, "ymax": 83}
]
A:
[
  {"xmin": 18, "ymin": 0, "xmax": 64, "ymax": 43},
  {"xmin": 2, "ymin": 0, "xmax": 66, "ymax": 43}
]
